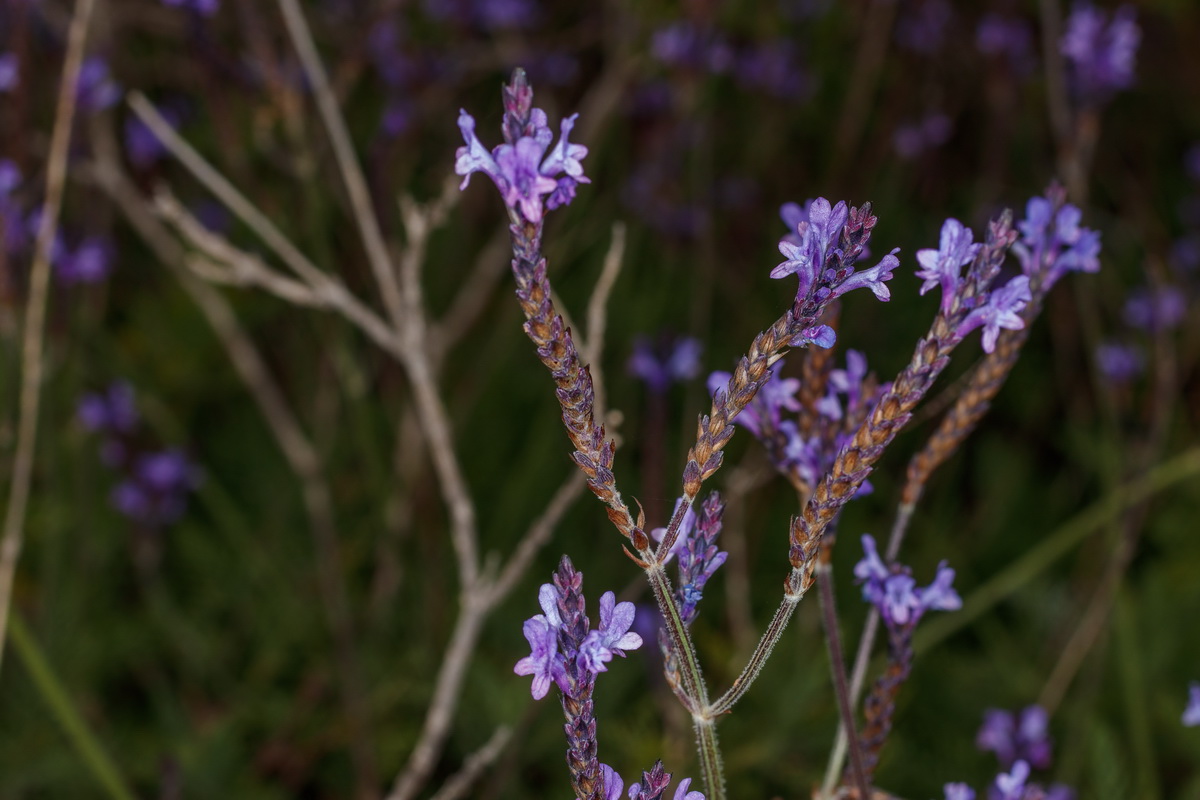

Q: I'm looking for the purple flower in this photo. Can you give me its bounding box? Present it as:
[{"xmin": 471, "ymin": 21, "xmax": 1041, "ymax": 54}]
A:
[
  {"xmin": 55, "ymin": 237, "xmax": 114, "ymax": 285},
  {"xmin": 977, "ymin": 14, "xmax": 1035, "ymax": 74},
  {"xmin": 0, "ymin": 160, "xmax": 19, "ymax": 196},
  {"xmin": 893, "ymin": 113, "xmax": 953, "ymax": 159},
  {"xmin": 735, "ymin": 40, "xmax": 810, "ymax": 100},
  {"xmin": 992, "ymin": 760, "xmax": 1030, "ymax": 800},
  {"xmin": 628, "ymin": 334, "xmax": 703, "ymax": 392},
  {"xmin": 1122, "ymin": 286, "xmax": 1186, "ymax": 331},
  {"xmin": 578, "ymin": 591, "xmax": 642, "ymax": 673},
  {"xmin": 651, "ymin": 22, "xmax": 732, "ymax": 73},
  {"xmin": 77, "ymin": 57, "xmax": 120, "ymax": 112},
  {"xmin": 1094, "ymin": 341, "xmax": 1143, "ymax": 383},
  {"xmin": 773, "ymin": 197, "xmax": 849, "ymax": 297},
  {"xmin": 626, "ymin": 764, "xmax": 705, "ymax": 800},
  {"xmin": 977, "ymin": 706, "xmax": 1053, "ymax": 770},
  {"xmin": 945, "ymin": 784, "xmax": 977, "ymax": 800},
  {"xmin": 707, "ymin": 364, "xmax": 800, "ymax": 439},
  {"xmin": 111, "ymin": 480, "xmax": 152, "ymax": 520},
  {"xmin": 600, "ymin": 764, "xmax": 625, "ymax": 800},
  {"xmin": 1184, "ymin": 682, "xmax": 1200, "ymax": 726},
  {"xmin": 513, "ymin": 613, "xmax": 565, "ymax": 699},
  {"xmin": 1060, "ymin": 3, "xmax": 1139, "ymax": 101},
  {"xmin": 0, "ymin": 52, "xmax": 18, "ymax": 92},
  {"xmin": 1014, "ymin": 190, "xmax": 1101, "ymax": 290},
  {"xmin": 473, "ymin": 0, "xmax": 538, "ymax": 31},
  {"xmin": 125, "ymin": 107, "xmax": 182, "ymax": 168},
  {"xmin": 957, "ymin": 275, "xmax": 1031, "ymax": 353},
  {"xmin": 162, "ymin": 0, "xmax": 219, "ymax": 15},
  {"xmin": 454, "ymin": 104, "xmax": 590, "ymax": 222},
  {"xmin": 854, "ymin": 534, "xmax": 961, "ymax": 630},
  {"xmin": 895, "ymin": 0, "xmax": 953, "ymax": 55},
  {"xmin": 915, "ymin": 218, "xmax": 982, "ymax": 314},
  {"xmin": 76, "ymin": 382, "xmax": 139, "ymax": 433},
  {"xmin": 135, "ymin": 449, "xmax": 199, "ymax": 493}
]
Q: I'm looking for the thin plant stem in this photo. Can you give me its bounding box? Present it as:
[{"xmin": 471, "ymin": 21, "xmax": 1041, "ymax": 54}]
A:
[
  {"xmin": 817, "ymin": 560, "xmax": 871, "ymax": 800},
  {"xmin": 710, "ymin": 590, "xmax": 802, "ymax": 716},
  {"xmin": 915, "ymin": 445, "xmax": 1200, "ymax": 650},
  {"xmin": 275, "ymin": 0, "xmax": 406, "ymax": 327},
  {"xmin": 0, "ymin": 0, "xmax": 95, "ymax": 675},
  {"xmin": 8, "ymin": 614, "xmax": 136, "ymax": 800}
]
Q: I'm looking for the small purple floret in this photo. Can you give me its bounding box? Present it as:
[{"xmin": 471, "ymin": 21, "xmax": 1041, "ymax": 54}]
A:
[
  {"xmin": 915, "ymin": 218, "xmax": 981, "ymax": 314},
  {"xmin": 1184, "ymin": 682, "xmax": 1200, "ymax": 727},
  {"xmin": 957, "ymin": 275, "xmax": 1031, "ymax": 353}
]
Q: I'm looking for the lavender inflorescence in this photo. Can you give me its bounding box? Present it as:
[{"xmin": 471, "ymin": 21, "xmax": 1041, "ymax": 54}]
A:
[{"xmin": 459, "ymin": 65, "xmax": 1109, "ymax": 800}]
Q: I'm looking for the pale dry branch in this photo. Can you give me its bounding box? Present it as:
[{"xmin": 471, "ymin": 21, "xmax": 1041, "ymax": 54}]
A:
[{"xmin": 0, "ymin": 0, "xmax": 96, "ymax": 675}]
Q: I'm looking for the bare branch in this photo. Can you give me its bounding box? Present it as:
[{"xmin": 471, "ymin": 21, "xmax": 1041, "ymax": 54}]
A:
[{"xmin": 0, "ymin": 0, "xmax": 96, "ymax": 675}]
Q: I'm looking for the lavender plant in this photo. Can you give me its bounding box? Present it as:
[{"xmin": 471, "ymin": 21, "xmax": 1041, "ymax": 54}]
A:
[{"xmin": 453, "ymin": 68, "xmax": 1108, "ymax": 799}]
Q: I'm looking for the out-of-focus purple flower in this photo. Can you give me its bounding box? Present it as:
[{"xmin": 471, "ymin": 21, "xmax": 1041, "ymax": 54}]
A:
[
  {"xmin": 112, "ymin": 481, "xmax": 152, "ymax": 520},
  {"xmin": 651, "ymin": 22, "xmax": 733, "ymax": 73},
  {"xmin": 455, "ymin": 103, "xmax": 589, "ymax": 222},
  {"xmin": 976, "ymin": 706, "xmax": 1053, "ymax": 770},
  {"xmin": 1060, "ymin": 3, "xmax": 1139, "ymax": 101},
  {"xmin": 1186, "ymin": 144, "xmax": 1200, "ymax": 183},
  {"xmin": 944, "ymin": 784, "xmax": 977, "ymax": 800},
  {"xmin": 895, "ymin": 0, "xmax": 953, "ymax": 55},
  {"xmin": 628, "ymin": 334, "xmax": 703, "ymax": 393},
  {"xmin": 958, "ymin": 275, "xmax": 1031, "ymax": 353},
  {"xmin": 514, "ymin": 613, "xmax": 565, "ymax": 699},
  {"xmin": 1184, "ymin": 682, "xmax": 1200, "ymax": 726},
  {"xmin": 1172, "ymin": 235, "xmax": 1200, "ymax": 273},
  {"xmin": 77, "ymin": 57, "xmax": 120, "ymax": 112},
  {"xmin": 125, "ymin": 107, "xmax": 181, "ymax": 168},
  {"xmin": 473, "ymin": 0, "xmax": 538, "ymax": 30},
  {"xmin": 1122, "ymin": 286, "xmax": 1187, "ymax": 331},
  {"xmin": 0, "ymin": 52, "xmax": 18, "ymax": 92},
  {"xmin": 381, "ymin": 99, "xmax": 413, "ymax": 137},
  {"xmin": 854, "ymin": 534, "xmax": 961, "ymax": 630},
  {"xmin": 916, "ymin": 218, "xmax": 982, "ymax": 314},
  {"xmin": 977, "ymin": 14, "xmax": 1035, "ymax": 74},
  {"xmin": 1014, "ymin": 190, "xmax": 1101, "ymax": 290},
  {"xmin": 525, "ymin": 51, "xmax": 580, "ymax": 87},
  {"xmin": 77, "ymin": 382, "xmax": 139, "ymax": 433},
  {"xmin": 708, "ymin": 364, "xmax": 800, "ymax": 439},
  {"xmin": 992, "ymin": 760, "xmax": 1031, "ymax": 800},
  {"xmin": 135, "ymin": 449, "xmax": 199, "ymax": 493},
  {"xmin": 0, "ymin": 160, "xmax": 19, "ymax": 196},
  {"xmin": 367, "ymin": 20, "xmax": 413, "ymax": 86},
  {"xmin": 162, "ymin": 0, "xmax": 219, "ymax": 15},
  {"xmin": 735, "ymin": 40, "xmax": 810, "ymax": 100},
  {"xmin": 55, "ymin": 237, "xmax": 114, "ymax": 285},
  {"xmin": 893, "ymin": 113, "xmax": 952, "ymax": 159},
  {"xmin": 194, "ymin": 200, "xmax": 231, "ymax": 234},
  {"xmin": 1094, "ymin": 341, "xmax": 1143, "ymax": 383}
]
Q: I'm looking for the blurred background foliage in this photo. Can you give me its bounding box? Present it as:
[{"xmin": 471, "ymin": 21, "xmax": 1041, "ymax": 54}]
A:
[{"xmin": 1, "ymin": 0, "xmax": 1199, "ymax": 797}]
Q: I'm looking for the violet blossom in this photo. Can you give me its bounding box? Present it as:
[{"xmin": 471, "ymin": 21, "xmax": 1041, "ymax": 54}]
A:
[
  {"xmin": 976, "ymin": 705, "xmax": 1054, "ymax": 770},
  {"xmin": 628, "ymin": 334, "xmax": 703, "ymax": 393},
  {"xmin": 1060, "ymin": 3, "xmax": 1140, "ymax": 101},
  {"xmin": 854, "ymin": 534, "xmax": 961, "ymax": 630},
  {"xmin": 76, "ymin": 57, "xmax": 120, "ymax": 112},
  {"xmin": 455, "ymin": 101, "xmax": 589, "ymax": 222},
  {"xmin": 707, "ymin": 364, "xmax": 800, "ymax": 439},
  {"xmin": 0, "ymin": 52, "xmax": 18, "ymax": 92},
  {"xmin": 1185, "ymin": 682, "xmax": 1200, "ymax": 726},
  {"xmin": 773, "ymin": 197, "xmax": 899, "ymax": 306},
  {"xmin": 161, "ymin": 0, "xmax": 219, "ymax": 14},
  {"xmin": 957, "ymin": 275, "xmax": 1032, "ymax": 353},
  {"xmin": 1013, "ymin": 189, "xmax": 1101, "ymax": 291},
  {"xmin": 55, "ymin": 237, "xmax": 114, "ymax": 285},
  {"xmin": 893, "ymin": 113, "xmax": 953, "ymax": 160},
  {"xmin": 1094, "ymin": 341, "xmax": 1144, "ymax": 383},
  {"xmin": 1122, "ymin": 286, "xmax": 1187, "ymax": 331},
  {"xmin": 915, "ymin": 218, "xmax": 982, "ymax": 314}
]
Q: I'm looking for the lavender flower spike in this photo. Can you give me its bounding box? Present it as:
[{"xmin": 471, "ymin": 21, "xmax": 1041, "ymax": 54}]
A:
[
  {"xmin": 943, "ymin": 785, "xmax": 976, "ymax": 800},
  {"xmin": 454, "ymin": 84, "xmax": 590, "ymax": 222},
  {"xmin": 915, "ymin": 218, "xmax": 981, "ymax": 314}
]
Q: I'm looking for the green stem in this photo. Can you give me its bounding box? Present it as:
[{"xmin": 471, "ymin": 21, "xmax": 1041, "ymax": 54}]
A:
[
  {"xmin": 915, "ymin": 446, "xmax": 1200, "ymax": 650},
  {"xmin": 8, "ymin": 613, "xmax": 136, "ymax": 800}
]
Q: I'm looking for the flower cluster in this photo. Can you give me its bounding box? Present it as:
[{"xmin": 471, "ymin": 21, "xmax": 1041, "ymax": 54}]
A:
[
  {"xmin": 514, "ymin": 568, "xmax": 642, "ymax": 700},
  {"xmin": 772, "ymin": 197, "xmax": 899, "ymax": 329},
  {"xmin": 976, "ymin": 705, "xmax": 1053, "ymax": 770},
  {"xmin": 1060, "ymin": 2, "xmax": 1140, "ymax": 102},
  {"xmin": 77, "ymin": 382, "xmax": 201, "ymax": 527},
  {"xmin": 943, "ymin": 760, "xmax": 1074, "ymax": 800},
  {"xmin": 1012, "ymin": 189, "xmax": 1101, "ymax": 292},
  {"xmin": 0, "ymin": 51, "xmax": 18, "ymax": 92},
  {"xmin": 651, "ymin": 493, "xmax": 727, "ymax": 628},
  {"xmin": 602, "ymin": 761, "xmax": 704, "ymax": 800},
  {"xmin": 854, "ymin": 534, "xmax": 961, "ymax": 631},
  {"xmin": 455, "ymin": 70, "xmax": 589, "ymax": 223},
  {"xmin": 628, "ymin": 334, "xmax": 703, "ymax": 394}
]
